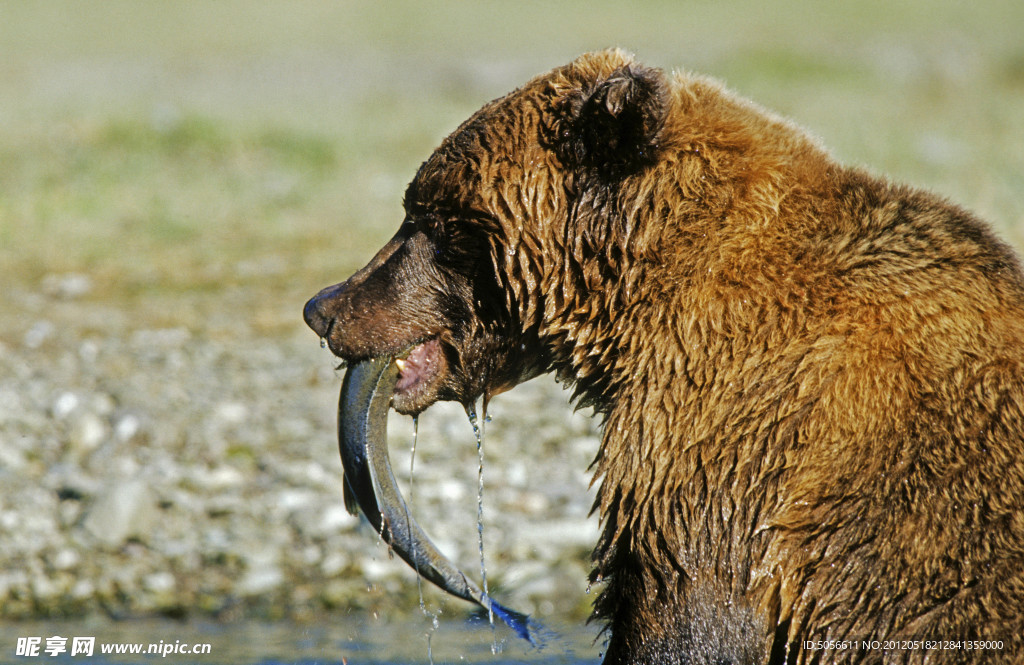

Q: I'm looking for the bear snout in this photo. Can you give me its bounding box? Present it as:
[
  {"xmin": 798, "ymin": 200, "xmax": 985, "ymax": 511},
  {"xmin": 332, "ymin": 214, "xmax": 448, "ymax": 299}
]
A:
[
  {"xmin": 303, "ymin": 264, "xmax": 445, "ymax": 365},
  {"xmin": 302, "ymin": 280, "xmax": 384, "ymax": 361},
  {"xmin": 302, "ymin": 283, "xmax": 344, "ymax": 342}
]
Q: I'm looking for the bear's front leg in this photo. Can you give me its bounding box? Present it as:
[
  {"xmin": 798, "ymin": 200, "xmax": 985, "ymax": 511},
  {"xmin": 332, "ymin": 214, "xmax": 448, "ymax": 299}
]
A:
[{"xmin": 597, "ymin": 557, "xmax": 772, "ymax": 665}]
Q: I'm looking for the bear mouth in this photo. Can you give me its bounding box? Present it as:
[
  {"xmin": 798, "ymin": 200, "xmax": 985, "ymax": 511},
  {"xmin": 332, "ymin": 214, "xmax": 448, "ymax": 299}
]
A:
[{"xmin": 391, "ymin": 337, "xmax": 446, "ymax": 413}]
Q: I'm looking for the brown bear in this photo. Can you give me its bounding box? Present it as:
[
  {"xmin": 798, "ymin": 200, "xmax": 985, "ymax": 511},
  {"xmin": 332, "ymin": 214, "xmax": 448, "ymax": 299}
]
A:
[{"xmin": 304, "ymin": 49, "xmax": 1024, "ymax": 664}]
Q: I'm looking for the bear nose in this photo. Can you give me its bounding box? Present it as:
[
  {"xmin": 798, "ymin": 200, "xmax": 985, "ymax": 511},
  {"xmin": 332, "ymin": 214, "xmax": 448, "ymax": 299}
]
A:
[{"xmin": 303, "ymin": 293, "xmax": 331, "ymax": 338}]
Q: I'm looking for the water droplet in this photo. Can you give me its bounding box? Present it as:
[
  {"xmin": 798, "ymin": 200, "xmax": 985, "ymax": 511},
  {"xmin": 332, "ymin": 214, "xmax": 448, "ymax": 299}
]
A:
[{"xmin": 465, "ymin": 404, "xmax": 481, "ymax": 438}]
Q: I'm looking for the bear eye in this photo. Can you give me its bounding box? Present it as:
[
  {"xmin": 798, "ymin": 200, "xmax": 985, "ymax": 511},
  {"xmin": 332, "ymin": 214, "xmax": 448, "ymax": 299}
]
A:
[
  {"xmin": 406, "ymin": 214, "xmax": 437, "ymax": 236},
  {"xmin": 431, "ymin": 218, "xmax": 453, "ymax": 248},
  {"xmin": 414, "ymin": 212, "xmax": 454, "ymax": 239},
  {"xmin": 407, "ymin": 214, "xmax": 452, "ymax": 255},
  {"xmin": 409, "ymin": 210, "xmax": 482, "ymax": 263}
]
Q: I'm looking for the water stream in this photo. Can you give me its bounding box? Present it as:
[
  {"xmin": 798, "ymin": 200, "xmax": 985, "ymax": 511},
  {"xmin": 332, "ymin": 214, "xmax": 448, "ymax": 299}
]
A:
[
  {"xmin": 408, "ymin": 415, "xmax": 440, "ymax": 664},
  {"xmin": 465, "ymin": 402, "xmax": 498, "ymax": 653}
]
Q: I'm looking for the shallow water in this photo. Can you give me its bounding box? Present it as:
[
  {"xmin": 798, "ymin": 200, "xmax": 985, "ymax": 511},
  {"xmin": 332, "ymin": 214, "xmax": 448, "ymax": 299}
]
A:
[{"xmin": 1, "ymin": 617, "xmax": 603, "ymax": 664}]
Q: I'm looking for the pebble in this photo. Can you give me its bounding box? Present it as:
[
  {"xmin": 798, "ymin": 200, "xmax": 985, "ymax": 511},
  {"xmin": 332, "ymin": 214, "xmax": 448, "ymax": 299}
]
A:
[
  {"xmin": 113, "ymin": 413, "xmax": 142, "ymax": 442},
  {"xmin": 69, "ymin": 412, "xmax": 108, "ymax": 452},
  {"xmin": 52, "ymin": 391, "xmax": 81, "ymax": 419},
  {"xmin": 144, "ymin": 571, "xmax": 176, "ymax": 593},
  {"xmin": 41, "ymin": 272, "xmax": 93, "ymax": 299},
  {"xmin": 23, "ymin": 320, "xmax": 55, "ymax": 349},
  {"xmin": 81, "ymin": 478, "xmax": 159, "ymax": 547},
  {"xmin": 214, "ymin": 400, "xmax": 249, "ymax": 425},
  {"xmin": 194, "ymin": 465, "xmax": 245, "ymax": 491},
  {"xmin": 320, "ymin": 551, "xmax": 349, "ymax": 577},
  {"xmin": 319, "ymin": 504, "xmax": 358, "ymax": 533},
  {"xmin": 52, "ymin": 548, "xmax": 80, "ymax": 570},
  {"xmin": 239, "ymin": 566, "xmax": 285, "ymax": 596}
]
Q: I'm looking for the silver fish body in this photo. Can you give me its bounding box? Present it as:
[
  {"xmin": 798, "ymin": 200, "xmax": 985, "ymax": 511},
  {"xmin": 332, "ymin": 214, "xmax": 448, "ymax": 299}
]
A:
[{"xmin": 337, "ymin": 356, "xmax": 535, "ymax": 643}]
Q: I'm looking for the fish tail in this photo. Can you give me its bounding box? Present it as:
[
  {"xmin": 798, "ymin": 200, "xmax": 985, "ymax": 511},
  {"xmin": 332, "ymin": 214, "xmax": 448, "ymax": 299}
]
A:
[{"xmin": 487, "ymin": 598, "xmax": 536, "ymax": 645}]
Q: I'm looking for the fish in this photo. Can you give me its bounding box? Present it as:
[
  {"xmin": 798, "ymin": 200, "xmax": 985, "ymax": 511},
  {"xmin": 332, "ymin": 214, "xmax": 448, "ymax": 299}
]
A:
[{"xmin": 337, "ymin": 355, "xmax": 536, "ymax": 643}]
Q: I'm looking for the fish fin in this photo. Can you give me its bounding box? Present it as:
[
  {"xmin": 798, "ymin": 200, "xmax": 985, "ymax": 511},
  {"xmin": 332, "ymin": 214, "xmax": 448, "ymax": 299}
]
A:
[
  {"xmin": 488, "ymin": 599, "xmax": 538, "ymax": 645},
  {"xmin": 342, "ymin": 475, "xmax": 360, "ymax": 516}
]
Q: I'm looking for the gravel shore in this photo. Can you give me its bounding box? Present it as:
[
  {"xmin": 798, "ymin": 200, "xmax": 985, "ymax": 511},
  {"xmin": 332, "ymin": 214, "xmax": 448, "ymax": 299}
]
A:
[{"xmin": 0, "ymin": 274, "xmax": 602, "ymax": 624}]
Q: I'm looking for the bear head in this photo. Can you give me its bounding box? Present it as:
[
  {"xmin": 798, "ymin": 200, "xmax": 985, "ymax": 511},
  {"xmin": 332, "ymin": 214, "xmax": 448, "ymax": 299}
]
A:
[{"xmin": 304, "ymin": 49, "xmax": 669, "ymax": 415}]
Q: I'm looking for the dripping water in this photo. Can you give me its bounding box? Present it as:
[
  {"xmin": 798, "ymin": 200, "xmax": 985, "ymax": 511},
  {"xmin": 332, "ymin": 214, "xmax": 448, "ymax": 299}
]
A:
[
  {"xmin": 465, "ymin": 402, "xmax": 498, "ymax": 653},
  {"xmin": 408, "ymin": 415, "xmax": 438, "ymax": 664}
]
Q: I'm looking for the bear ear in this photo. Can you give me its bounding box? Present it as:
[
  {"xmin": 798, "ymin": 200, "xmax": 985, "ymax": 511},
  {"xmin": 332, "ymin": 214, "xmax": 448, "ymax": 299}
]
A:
[{"xmin": 555, "ymin": 64, "xmax": 669, "ymax": 177}]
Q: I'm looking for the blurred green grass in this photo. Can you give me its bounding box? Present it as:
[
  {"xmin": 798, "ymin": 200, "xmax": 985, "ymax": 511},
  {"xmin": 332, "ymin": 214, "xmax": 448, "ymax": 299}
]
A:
[{"xmin": 1, "ymin": 0, "xmax": 1022, "ymax": 340}]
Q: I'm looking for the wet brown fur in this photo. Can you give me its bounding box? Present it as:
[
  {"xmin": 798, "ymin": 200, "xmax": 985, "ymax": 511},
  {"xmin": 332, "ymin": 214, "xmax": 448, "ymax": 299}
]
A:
[{"xmin": 305, "ymin": 50, "xmax": 1024, "ymax": 663}]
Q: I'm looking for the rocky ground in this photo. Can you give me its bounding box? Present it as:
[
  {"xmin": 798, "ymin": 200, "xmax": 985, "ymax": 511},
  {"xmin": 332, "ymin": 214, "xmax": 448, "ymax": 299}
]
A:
[{"xmin": 0, "ymin": 273, "xmax": 603, "ymax": 624}]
